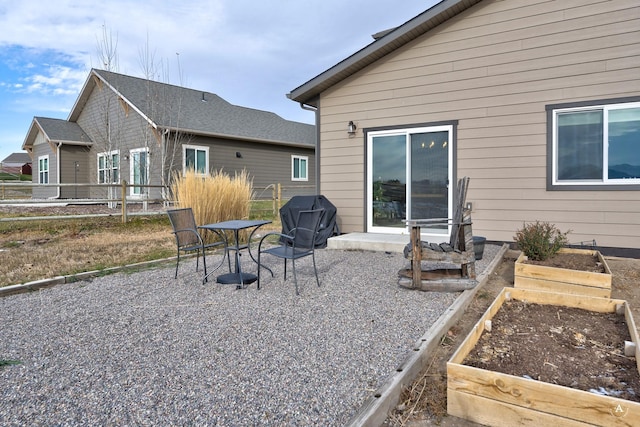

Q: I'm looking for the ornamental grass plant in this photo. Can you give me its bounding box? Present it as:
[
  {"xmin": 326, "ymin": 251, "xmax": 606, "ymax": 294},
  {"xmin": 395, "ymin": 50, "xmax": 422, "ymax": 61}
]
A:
[
  {"xmin": 170, "ymin": 169, "xmax": 254, "ymax": 226},
  {"xmin": 170, "ymin": 169, "xmax": 255, "ymax": 243},
  {"xmin": 514, "ymin": 221, "xmax": 570, "ymax": 261}
]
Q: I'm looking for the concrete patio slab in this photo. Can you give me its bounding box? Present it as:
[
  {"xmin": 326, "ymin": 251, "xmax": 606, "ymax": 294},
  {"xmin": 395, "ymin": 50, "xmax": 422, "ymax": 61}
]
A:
[{"xmin": 327, "ymin": 233, "xmax": 409, "ymax": 253}]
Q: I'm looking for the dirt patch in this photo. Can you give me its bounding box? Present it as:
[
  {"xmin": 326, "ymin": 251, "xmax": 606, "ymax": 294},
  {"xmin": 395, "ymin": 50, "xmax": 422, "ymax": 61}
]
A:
[
  {"xmin": 464, "ymin": 301, "xmax": 640, "ymax": 402},
  {"xmin": 386, "ymin": 251, "xmax": 640, "ymax": 426}
]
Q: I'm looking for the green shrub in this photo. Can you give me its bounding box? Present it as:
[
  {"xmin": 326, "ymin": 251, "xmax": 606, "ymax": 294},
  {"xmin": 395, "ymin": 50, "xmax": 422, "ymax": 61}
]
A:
[{"xmin": 514, "ymin": 221, "xmax": 570, "ymax": 261}]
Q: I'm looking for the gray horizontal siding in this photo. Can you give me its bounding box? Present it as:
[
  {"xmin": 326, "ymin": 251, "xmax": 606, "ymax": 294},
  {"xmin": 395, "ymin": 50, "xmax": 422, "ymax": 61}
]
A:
[{"xmin": 181, "ymin": 135, "xmax": 316, "ymax": 199}]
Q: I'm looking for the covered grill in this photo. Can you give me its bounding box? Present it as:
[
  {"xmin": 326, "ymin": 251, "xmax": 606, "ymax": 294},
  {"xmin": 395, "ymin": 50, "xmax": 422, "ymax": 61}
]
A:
[{"xmin": 279, "ymin": 195, "xmax": 339, "ymax": 248}]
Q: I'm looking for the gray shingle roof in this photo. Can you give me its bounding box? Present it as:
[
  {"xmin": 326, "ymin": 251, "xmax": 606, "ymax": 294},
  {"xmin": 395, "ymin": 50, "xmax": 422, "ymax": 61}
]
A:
[
  {"xmin": 1, "ymin": 152, "xmax": 31, "ymax": 164},
  {"xmin": 91, "ymin": 69, "xmax": 315, "ymax": 147},
  {"xmin": 34, "ymin": 117, "xmax": 92, "ymax": 144}
]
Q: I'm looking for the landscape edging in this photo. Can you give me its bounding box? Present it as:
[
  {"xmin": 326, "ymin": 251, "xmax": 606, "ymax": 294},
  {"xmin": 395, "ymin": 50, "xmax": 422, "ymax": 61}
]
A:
[
  {"xmin": 0, "ymin": 257, "xmax": 176, "ymax": 297},
  {"xmin": 346, "ymin": 243, "xmax": 509, "ymax": 426}
]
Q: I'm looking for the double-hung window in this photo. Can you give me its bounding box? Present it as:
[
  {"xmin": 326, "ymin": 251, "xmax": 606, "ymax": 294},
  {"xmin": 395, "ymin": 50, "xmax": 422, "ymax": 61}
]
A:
[
  {"xmin": 292, "ymin": 155, "xmax": 308, "ymax": 181},
  {"xmin": 183, "ymin": 145, "xmax": 209, "ymax": 175},
  {"xmin": 549, "ymin": 99, "xmax": 640, "ymax": 189},
  {"xmin": 97, "ymin": 151, "xmax": 120, "ymax": 184},
  {"xmin": 38, "ymin": 155, "xmax": 49, "ymax": 184}
]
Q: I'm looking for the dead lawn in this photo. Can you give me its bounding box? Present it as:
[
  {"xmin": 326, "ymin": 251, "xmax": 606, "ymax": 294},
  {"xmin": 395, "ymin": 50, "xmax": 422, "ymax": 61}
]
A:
[{"xmin": 0, "ymin": 216, "xmax": 176, "ymax": 287}]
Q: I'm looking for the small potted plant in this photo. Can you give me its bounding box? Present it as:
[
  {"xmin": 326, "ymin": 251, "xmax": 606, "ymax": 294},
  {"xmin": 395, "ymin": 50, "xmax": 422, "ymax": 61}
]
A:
[{"xmin": 513, "ymin": 221, "xmax": 612, "ymax": 298}]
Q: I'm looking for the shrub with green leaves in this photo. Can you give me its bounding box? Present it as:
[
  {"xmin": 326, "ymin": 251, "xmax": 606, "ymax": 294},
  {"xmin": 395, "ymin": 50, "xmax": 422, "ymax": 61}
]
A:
[{"xmin": 514, "ymin": 221, "xmax": 570, "ymax": 261}]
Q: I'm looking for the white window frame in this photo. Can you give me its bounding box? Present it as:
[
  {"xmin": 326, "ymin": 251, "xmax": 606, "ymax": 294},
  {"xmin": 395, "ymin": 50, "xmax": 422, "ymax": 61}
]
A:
[
  {"xmin": 550, "ymin": 100, "xmax": 640, "ymax": 188},
  {"xmin": 97, "ymin": 150, "xmax": 120, "ymax": 184},
  {"xmin": 38, "ymin": 155, "xmax": 49, "ymax": 184},
  {"xmin": 129, "ymin": 147, "xmax": 150, "ymax": 197},
  {"xmin": 183, "ymin": 144, "xmax": 209, "ymax": 175},
  {"xmin": 291, "ymin": 155, "xmax": 308, "ymax": 181},
  {"xmin": 366, "ymin": 124, "xmax": 454, "ymax": 237}
]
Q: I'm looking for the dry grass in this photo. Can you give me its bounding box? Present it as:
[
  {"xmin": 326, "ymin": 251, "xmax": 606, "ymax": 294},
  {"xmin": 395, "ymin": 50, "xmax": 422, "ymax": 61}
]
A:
[
  {"xmin": 171, "ymin": 169, "xmax": 253, "ymax": 226},
  {"xmin": 0, "ymin": 189, "xmax": 279, "ymax": 287},
  {"xmin": 0, "ymin": 216, "xmax": 176, "ymax": 287},
  {"xmin": 386, "ymin": 330, "xmax": 457, "ymax": 425}
]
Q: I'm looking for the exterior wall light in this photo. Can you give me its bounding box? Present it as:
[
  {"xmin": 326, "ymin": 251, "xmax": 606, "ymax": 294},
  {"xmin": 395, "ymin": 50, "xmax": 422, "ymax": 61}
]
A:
[{"xmin": 347, "ymin": 121, "xmax": 357, "ymax": 135}]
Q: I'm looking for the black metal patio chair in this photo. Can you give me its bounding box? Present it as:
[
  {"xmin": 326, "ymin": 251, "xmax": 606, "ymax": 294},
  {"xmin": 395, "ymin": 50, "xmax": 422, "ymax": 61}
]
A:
[
  {"xmin": 257, "ymin": 208, "xmax": 324, "ymax": 295},
  {"xmin": 167, "ymin": 208, "xmax": 226, "ymax": 280}
]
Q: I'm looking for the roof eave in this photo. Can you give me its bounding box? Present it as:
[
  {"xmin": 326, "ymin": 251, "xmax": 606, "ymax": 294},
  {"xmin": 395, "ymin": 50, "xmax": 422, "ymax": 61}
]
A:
[
  {"xmin": 21, "ymin": 119, "xmax": 47, "ymax": 151},
  {"xmin": 51, "ymin": 140, "xmax": 93, "ymax": 147},
  {"xmin": 68, "ymin": 70, "xmax": 97, "ymax": 122},
  {"xmin": 162, "ymin": 126, "xmax": 314, "ymax": 149},
  {"xmin": 287, "ymin": 0, "xmax": 481, "ymax": 104}
]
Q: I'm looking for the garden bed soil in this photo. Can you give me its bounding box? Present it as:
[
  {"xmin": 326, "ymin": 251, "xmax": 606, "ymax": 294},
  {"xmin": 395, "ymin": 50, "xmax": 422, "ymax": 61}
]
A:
[
  {"xmin": 386, "ymin": 251, "xmax": 640, "ymax": 426},
  {"xmin": 524, "ymin": 251, "xmax": 605, "ymax": 272},
  {"xmin": 463, "ymin": 300, "xmax": 640, "ymax": 402}
]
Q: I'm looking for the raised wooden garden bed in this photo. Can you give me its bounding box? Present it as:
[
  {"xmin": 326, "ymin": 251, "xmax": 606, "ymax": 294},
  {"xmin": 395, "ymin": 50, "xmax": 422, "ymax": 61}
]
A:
[
  {"xmin": 447, "ymin": 287, "xmax": 640, "ymax": 426},
  {"xmin": 514, "ymin": 248, "xmax": 612, "ymax": 298}
]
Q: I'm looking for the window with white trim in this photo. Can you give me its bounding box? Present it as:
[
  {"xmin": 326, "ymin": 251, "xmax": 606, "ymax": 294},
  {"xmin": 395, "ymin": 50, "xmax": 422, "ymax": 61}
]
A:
[
  {"xmin": 550, "ymin": 100, "xmax": 640, "ymax": 187},
  {"xmin": 97, "ymin": 151, "xmax": 120, "ymax": 184},
  {"xmin": 38, "ymin": 155, "xmax": 49, "ymax": 184},
  {"xmin": 292, "ymin": 155, "xmax": 308, "ymax": 181},
  {"xmin": 183, "ymin": 145, "xmax": 209, "ymax": 175}
]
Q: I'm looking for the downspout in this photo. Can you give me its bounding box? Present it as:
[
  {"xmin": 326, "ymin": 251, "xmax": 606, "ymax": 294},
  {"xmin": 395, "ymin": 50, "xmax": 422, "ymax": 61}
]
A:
[
  {"xmin": 299, "ymin": 102, "xmax": 320, "ymax": 194},
  {"xmin": 161, "ymin": 128, "xmax": 170, "ymax": 201},
  {"xmin": 54, "ymin": 142, "xmax": 62, "ymax": 199}
]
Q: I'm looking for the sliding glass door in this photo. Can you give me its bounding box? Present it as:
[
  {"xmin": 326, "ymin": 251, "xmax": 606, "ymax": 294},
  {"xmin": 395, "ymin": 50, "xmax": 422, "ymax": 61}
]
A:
[{"xmin": 367, "ymin": 125, "xmax": 453, "ymax": 235}]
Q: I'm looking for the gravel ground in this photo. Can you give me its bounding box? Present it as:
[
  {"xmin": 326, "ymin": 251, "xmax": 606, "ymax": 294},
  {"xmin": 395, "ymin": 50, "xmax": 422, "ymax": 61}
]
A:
[{"xmin": 0, "ymin": 244, "xmax": 500, "ymax": 426}]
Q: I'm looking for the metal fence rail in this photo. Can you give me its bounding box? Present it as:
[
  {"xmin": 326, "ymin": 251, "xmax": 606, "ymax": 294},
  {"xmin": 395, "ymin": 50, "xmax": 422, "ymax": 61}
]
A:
[{"xmin": 0, "ymin": 181, "xmax": 316, "ymax": 222}]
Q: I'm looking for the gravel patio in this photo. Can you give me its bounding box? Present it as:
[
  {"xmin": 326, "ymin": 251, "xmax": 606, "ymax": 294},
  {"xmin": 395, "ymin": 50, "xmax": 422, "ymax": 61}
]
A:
[{"xmin": 0, "ymin": 244, "xmax": 500, "ymax": 426}]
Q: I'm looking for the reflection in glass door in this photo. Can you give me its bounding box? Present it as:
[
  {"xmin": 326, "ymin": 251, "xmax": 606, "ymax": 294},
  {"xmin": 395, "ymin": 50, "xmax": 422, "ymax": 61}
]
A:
[
  {"xmin": 370, "ymin": 134, "xmax": 406, "ymax": 229},
  {"xmin": 130, "ymin": 149, "xmax": 149, "ymax": 197},
  {"xmin": 410, "ymin": 131, "xmax": 450, "ymax": 233},
  {"xmin": 367, "ymin": 126, "xmax": 452, "ymax": 234}
]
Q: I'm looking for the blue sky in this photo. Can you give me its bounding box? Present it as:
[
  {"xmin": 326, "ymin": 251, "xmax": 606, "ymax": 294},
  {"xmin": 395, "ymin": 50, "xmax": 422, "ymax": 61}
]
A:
[{"xmin": 0, "ymin": 0, "xmax": 439, "ymax": 163}]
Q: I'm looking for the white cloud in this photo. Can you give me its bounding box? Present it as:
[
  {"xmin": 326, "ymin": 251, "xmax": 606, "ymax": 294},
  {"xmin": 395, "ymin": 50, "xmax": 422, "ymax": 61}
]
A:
[
  {"xmin": 16, "ymin": 65, "xmax": 86, "ymax": 96},
  {"xmin": 0, "ymin": 0, "xmax": 439, "ymax": 160},
  {"xmin": 1, "ymin": 0, "xmax": 433, "ymax": 97}
]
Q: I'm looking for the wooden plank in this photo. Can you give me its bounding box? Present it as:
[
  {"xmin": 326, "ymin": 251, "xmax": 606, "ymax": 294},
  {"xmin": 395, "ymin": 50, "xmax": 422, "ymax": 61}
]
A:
[
  {"xmin": 447, "ymin": 287, "xmax": 640, "ymax": 426},
  {"xmin": 514, "ymin": 249, "xmax": 613, "ymax": 294},
  {"xmin": 398, "ymin": 276, "xmax": 477, "ymax": 292},
  {"xmin": 513, "ymin": 276, "xmax": 611, "ymax": 298},
  {"xmin": 417, "ymin": 249, "xmax": 475, "ymax": 263},
  {"xmin": 515, "ymin": 260, "xmax": 612, "ymax": 287},
  {"xmin": 448, "ymin": 364, "xmax": 640, "ymax": 427},
  {"xmin": 509, "ymin": 287, "xmax": 621, "ymax": 313},
  {"xmin": 447, "ymin": 388, "xmax": 593, "ymax": 427},
  {"xmin": 624, "ymin": 302, "xmax": 640, "ymax": 376},
  {"xmin": 411, "ymin": 226, "xmax": 421, "ymax": 288}
]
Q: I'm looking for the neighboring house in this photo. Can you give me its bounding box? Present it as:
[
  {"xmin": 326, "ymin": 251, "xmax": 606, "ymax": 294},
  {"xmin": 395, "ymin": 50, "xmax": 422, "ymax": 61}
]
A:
[
  {"xmin": 22, "ymin": 69, "xmax": 316, "ymax": 200},
  {"xmin": 288, "ymin": 0, "xmax": 640, "ymax": 250},
  {"xmin": 0, "ymin": 152, "xmax": 32, "ymax": 175}
]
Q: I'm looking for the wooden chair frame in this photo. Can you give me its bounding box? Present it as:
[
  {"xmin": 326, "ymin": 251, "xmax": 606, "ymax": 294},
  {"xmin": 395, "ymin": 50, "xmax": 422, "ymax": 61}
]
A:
[{"xmin": 398, "ymin": 177, "xmax": 477, "ymax": 291}]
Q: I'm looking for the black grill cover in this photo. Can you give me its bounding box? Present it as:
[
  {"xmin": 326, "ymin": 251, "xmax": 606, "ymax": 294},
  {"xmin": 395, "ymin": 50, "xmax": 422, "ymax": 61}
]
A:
[{"xmin": 279, "ymin": 195, "xmax": 339, "ymax": 248}]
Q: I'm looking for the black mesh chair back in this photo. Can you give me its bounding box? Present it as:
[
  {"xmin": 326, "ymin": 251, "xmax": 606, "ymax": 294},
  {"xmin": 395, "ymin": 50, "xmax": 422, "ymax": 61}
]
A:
[
  {"xmin": 257, "ymin": 209, "xmax": 324, "ymax": 295},
  {"xmin": 167, "ymin": 208, "xmax": 224, "ymax": 280}
]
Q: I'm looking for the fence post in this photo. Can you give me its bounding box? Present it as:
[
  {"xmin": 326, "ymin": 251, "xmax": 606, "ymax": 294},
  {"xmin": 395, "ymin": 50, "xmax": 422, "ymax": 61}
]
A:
[
  {"xmin": 277, "ymin": 183, "xmax": 282, "ymax": 212},
  {"xmin": 272, "ymin": 184, "xmax": 276, "ymax": 215},
  {"xmin": 121, "ymin": 180, "xmax": 128, "ymax": 223}
]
